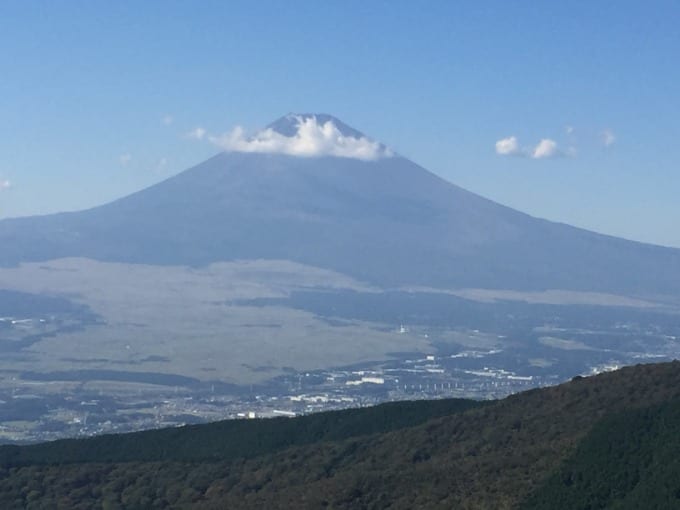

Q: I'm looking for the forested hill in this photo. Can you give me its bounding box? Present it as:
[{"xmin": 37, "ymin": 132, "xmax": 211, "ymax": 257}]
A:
[
  {"xmin": 2, "ymin": 362, "xmax": 680, "ymax": 509},
  {"xmin": 523, "ymin": 398, "xmax": 680, "ymax": 509},
  {"xmin": 0, "ymin": 398, "xmax": 483, "ymax": 466}
]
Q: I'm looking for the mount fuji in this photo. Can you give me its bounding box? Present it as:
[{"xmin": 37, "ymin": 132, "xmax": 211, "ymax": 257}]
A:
[{"xmin": 1, "ymin": 113, "xmax": 679, "ymax": 297}]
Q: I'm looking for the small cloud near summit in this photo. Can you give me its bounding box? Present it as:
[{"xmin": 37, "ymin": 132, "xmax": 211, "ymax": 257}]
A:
[
  {"xmin": 495, "ymin": 136, "xmax": 522, "ymax": 156},
  {"xmin": 532, "ymin": 139, "xmax": 559, "ymax": 159},
  {"xmin": 496, "ymin": 135, "xmax": 563, "ymax": 159},
  {"xmin": 205, "ymin": 115, "xmax": 393, "ymax": 161},
  {"xmin": 186, "ymin": 127, "xmax": 207, "ymax": 140}
]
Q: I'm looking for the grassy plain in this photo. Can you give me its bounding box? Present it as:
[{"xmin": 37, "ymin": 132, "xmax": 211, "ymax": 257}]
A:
[{"xmin": 0, "ymin": 258, "xmax": 430, "ymax": 384}]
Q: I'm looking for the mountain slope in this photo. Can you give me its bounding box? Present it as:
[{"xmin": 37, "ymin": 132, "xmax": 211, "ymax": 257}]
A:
[
  {"xmin": 1, "ymin": 114, "xmax": 679, "ymax": 296},
  {"xmin": 523, "ymin": 398, "xmax": 680, "ymax": 509},
  {"xmin": 1, "ymin": 362, "xmax": 680, "ymax": 509}
]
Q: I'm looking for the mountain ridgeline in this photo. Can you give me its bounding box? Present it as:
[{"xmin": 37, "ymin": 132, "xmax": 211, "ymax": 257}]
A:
[
  {"xmin": 1, "ymin": 114, "xmax": 679, "ymax": 296},
  {"xmin": 1, "ymin": 362, "xmax": 680, "ymax": 509}
]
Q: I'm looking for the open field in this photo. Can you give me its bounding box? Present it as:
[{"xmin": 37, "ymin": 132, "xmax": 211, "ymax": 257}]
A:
[{"xmin": 0, "ymin": 258, "xmax": 429, "ymax": 384}]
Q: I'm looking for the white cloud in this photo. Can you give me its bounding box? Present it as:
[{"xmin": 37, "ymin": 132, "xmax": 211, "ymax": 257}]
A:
[
  {"xmin": 162, "ymin": 115, "xmax": 174, "ymax": 126},
  {"xmin": 602, "ymin": 128, "xmax": 615, "ymax": 147},
  {"xmin": 496, "ymin": 136, "xmax": 564, "ymax": 159},
  {"xmin": 0, "ymin": 180, "xmax": 10, "ymax": 191},
  {"xmin": 495, "ymin": 136, "xmax": 522, "ymax": 156},
  {"xmin": 532, "ymin": 138, "xmax": 559, "ymax": 159},
  {"xmin": 208, "ymin": 116, "xmax": 392, "ymax": 161},
  {"xmin": 565, "ymin": 125, "xmax": 574, "ymax": 135},
  {"xmin": 186, "ymin": 127, "xmax": 207, "ymax": 140},
  {"xmin": 119, "ymin": 153, "xmax": 132, "ymax": 166}
]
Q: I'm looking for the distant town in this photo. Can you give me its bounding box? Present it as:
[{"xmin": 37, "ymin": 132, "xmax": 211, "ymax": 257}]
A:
[
  {"xmin": 2, "ymin": 310, "xmax": 677, "ymax": 444},
  {"xmin": 0, "ymin": 349, "xmax": 551, "ymax": 443}
]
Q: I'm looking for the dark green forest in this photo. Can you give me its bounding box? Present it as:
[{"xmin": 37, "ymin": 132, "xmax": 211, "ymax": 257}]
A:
[
  {"xmin": 522, "ymin": 398, "xmax": 680, "ymax": 509},
  {"xmin": 2, "ymin": 362, "xmax": 680, "ymax": 509}
]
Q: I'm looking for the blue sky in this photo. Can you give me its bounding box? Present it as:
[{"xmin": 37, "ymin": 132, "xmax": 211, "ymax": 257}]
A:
[{"xmin": 1, "ymin": 1, "xmax": 679, "ymax": 246}]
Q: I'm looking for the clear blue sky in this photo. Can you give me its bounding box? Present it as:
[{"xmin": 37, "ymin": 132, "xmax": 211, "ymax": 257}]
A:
[{"xmin": 1, "ymin": 1, "xmax": 679, "ymax": 247}]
